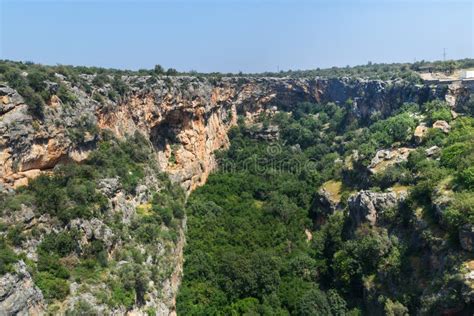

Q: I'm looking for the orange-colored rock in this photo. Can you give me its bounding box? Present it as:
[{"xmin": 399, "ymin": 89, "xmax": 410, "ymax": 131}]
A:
[
  {"xmin": 433, "ymin": 120, "xmax": 451, "ymax": 133},
  {"xmin": 1, "ymin": 95, "xmax": 10, "ymax": 104},
  {"xmin": 21, "ymin": 138, "xmax": 67, "ymax": 172},
  {"xmin": 50, "ymin": 95, "xmax": 61, "ymax": 107},
  {"xmin": 414, "ymin": 124, "xmax": 429, "ymax": 143}
]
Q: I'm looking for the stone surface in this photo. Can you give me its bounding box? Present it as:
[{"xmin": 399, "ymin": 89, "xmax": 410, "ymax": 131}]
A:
[
  {"xmin": 414, "ymin": 124, "xmax": 429, "ymax": 143},
  {"xmin": 0, "ymin": 261, "xmax": 45, "ymax": 315},
  {"xmin": 368, "ymin": 147, "xmax": 413, "ymax": 174},
  {"xmin": 310, "ymin": 181, "xmax": 343, "ymax": 225},
  {"xmin": 425, "ymin": 145, "xmax": 441, "ymax": 157},
  {"xmin": 245, "ymin": 123, "xmax": 280, "ymax": 141},
  {"xmin": 348, "ymin": 190, "xmax": 406, "ymax": 229},
  {"xmin": 433, "ymin": 120, "xmax": 451, "ymax": 133},
  {"xmin": 1, "ymin": 76, "xmax": 468, "ymax": 193}
]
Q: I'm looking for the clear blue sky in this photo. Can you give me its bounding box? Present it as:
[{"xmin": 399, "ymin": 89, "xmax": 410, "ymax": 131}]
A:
[{"xmin": 0, "ymin": 0, "xmax": 473, "ymax": 73}]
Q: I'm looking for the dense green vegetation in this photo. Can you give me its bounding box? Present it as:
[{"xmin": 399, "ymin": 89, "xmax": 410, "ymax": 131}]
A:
[
  {"xmin": 2, "ymin": 58, "xmax": 473, "ymax": 84},
  {"xmin": 178, "ymin": 98, "xmax": 474, "ymax": 314},
  {"xmin": 1, "ymin": 58, "xmax": 474, "ymax": 314}
]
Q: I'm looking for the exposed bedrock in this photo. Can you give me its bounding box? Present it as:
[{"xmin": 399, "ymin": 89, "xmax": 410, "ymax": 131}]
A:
[{"xmin": 1, "ymin": 77, "xmax": 471, "ymax": 192}]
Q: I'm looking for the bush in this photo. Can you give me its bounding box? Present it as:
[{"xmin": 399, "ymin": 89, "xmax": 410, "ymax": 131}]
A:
[
  {"xmin": 457, "ymin": 166, "xmax": 474, "ymax": 190},
  {"xmin": 7, "ymin": 225, "xmax": 25, "ymax": 247},
  {"xmin": 0, "ymin": 239, "xmax": 18, "ymax": 275},
  {"xmin": 424, "ymin": 100, "xmax": 452, "ymax": 124},
  {"xmin": 38, "ymin": 230, "xmax": 80, "ymax": 257},
  {"xmin": 66, "ymin": 299, "xmax": 99, "ymax": 316},
  {"xmin": 370, "ymin": 113, "xmax": 417, "ymax": 146},
  {"xmin": 57, "ymin": 84, "xmax": 77, "ymax": 105},
  {"xmin": 92, "ymin": 74, "xmax": 110, "ymax": 87},
  {"xmin": 294, "ymin": 288, "xmax": 331, "ymax": 316},
  {"xmin": 35, "ymin": 272, "xmax": 70, "ymax": 300},
  {"xmin": 441, "ymin": 143, "xmax": 468, "ymax": 169},
  {"xmin": 27, "ymin": 70, "xmax": 48, "ymax": 92},
  {"xmin": 110, "ymin": 282, "xmax": 135, "ymax": 308}
]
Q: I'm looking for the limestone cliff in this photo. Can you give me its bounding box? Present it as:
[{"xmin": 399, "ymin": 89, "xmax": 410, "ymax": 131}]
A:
[
  {"xmin": 0, "ymin": 73, "xmax": 472, "ymax": 315},
  {"xmin": 2, "ymin": 76, "xmax": 471, "ymax": 193}
]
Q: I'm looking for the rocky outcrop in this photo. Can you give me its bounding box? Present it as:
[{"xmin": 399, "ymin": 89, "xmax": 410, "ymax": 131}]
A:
[
  {"xmin": 2, "ymin": 76, "xmax": 469, "ymax": 193},
  {"xmin": 433, "ymin": 120, "xmax": 451, "ymax": 133},
  {"xmin": 310, "ymin": 181, "xmax": 344, "ymax": 226},
  {"xmin": 348, "ymin": 190, "xmax": 406, "ymax": 229},
  {"xmin": 414, "ymin": 124, "xmax": 429, "ymax": 143},
  {"xmin": 0, "ymin": 73, "xmax": 472, "ymax": 315},
  {"xmin": 0, "ymin": 261, "xmax": 44, "ymax": 315},
  {"xmin": 368, "ymin": 148, "xmax": 413, "ymax": 174},
  {"xmin": 245, "ymin": 123, "xmax": 280, "ymax": 141}
]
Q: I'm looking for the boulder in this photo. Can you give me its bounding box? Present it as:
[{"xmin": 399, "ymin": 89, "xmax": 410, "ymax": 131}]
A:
[
  {"xmin": 433, "ymin": 120, "xmax": 451, "ymax": 133},
  {"xmin": 348, "ymin": 190, "xmax": 405, "ymax": 229},
  {"xmin": 414, "ymin": 124, "xmax": 429, "ymax": 143},
  {"xmin": 0, "ymin": 261, "xmax": 45, "ymax": 315},
  {"xmin": 425, "ymin": 145, "xmax": 441, "ymax": 157}
]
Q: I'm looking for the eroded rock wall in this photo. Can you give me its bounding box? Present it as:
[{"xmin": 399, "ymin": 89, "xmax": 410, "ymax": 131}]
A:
[{"xmin": 2, "ymin": 76, "xmax": 469, "ymax": 193}]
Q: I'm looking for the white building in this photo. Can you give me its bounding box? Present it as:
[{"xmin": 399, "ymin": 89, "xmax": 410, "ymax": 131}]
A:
[{"xmin": 461, "ymin": 70, "xmax": 474, "ymax": 79}]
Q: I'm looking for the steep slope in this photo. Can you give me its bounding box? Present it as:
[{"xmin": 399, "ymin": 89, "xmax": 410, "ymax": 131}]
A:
[
  {"xmin": 178, "ymin": 97, "xmax": 474, "ymax": 315},
  {"xmin": 0, "ymin": 61, "xmax": 473, "ymax": 315},
  {"xmin": 2, "ymin": 72, "xmax": 469, "ymax": 193}
]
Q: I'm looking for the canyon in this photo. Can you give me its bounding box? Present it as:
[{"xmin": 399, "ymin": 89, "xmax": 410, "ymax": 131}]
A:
[
  {"xmin": 2, "ymin": 76, "xmax": 470, "ymax": 193},
  {"xmin": 0, "ymin": 71, "xmax": 473, "ymax": 315}
]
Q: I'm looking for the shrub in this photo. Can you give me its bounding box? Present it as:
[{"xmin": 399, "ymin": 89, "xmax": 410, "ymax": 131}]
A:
[
  {"xmin": 38, "ymin": 230, "xmax": 80, "ymax": 257},
  {"xmin": 110, "ymin": 283, "xmax": 135, "ymax": 309},
  {"xmin": 156, "ymin": 207, "xmax": 173, "ymax": 226},
  {"xmin": 0, "ymin": 239, "xmax": 18, "ymax": 275},
  {"xmin": 35, "ymin": 272, "xmax": 70, "ymax": 300},
  {"xmin": 111, "ymin": 76, "xmax": 128, "ymax": 96},
  {"xmin": 57, "ymin": 84, "xmax": 77, "ymax": 105},
  {"xmin": 424, "ymin": 100, "xmax": 452, "ymax": 124},
  {"xmin": 66, "ymin": 299, "xmax": 99, "ymax": 316},
  {"xmin": 92, "ymin": 74, "xmax": 110, "ymax": 87},
  {"xmin": 7, "ymin": 225, "xmax": 25, "ymax": 247},
  {"xmin": 457, "ymin": 166, "xmax": 474, "ymax": 190},
  {"xmin": 294, "ymin": 288, "xmax": 331, "ymax": 316},
  {"xmin": 172, "ymin": 202, "xmax": 185, "ymax": 219},
  {"xmin": 441, "ymin": 143, "xmax": 468, "ymax": 169},
  {"xmin": 443, "ymin": 193, "xmax": 474, "ymax": 233},
  {"xmin": 370, "ymin": 113, "xmax": 417, "ymax": 146},
  {"xmin": 27, "ymin": 70, "xmax": 48, "ymax": 92},
  {"xmin": 154, "ymin": 65, "xmax": 164, "ymax": 75}
]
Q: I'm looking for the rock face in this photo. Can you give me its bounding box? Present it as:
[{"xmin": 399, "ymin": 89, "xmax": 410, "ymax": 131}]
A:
[
  {"xmin": 311, "ymin": 180, "xmax": 343, "ymax": 225},
  {"xmin": 1, "ymin": 76, "xmax": 469, "ymax": 193},
  {"xmin": 0, "ymin": 261, "xmax": 44, "ymax": 315},
  {"xmin": 0, "ymin": 74, "xmax": 472, "ymax": 315},
  {"xmin": 245, "ymin": 123, "xmax": 280, "ymax": 141},
  {"xmin": 368, "ymin": 148, "xmax": 413, "ymax": 174},
  {"xmin": 348, "ymin": 190, "xmax": 406, "ymax": 229}
]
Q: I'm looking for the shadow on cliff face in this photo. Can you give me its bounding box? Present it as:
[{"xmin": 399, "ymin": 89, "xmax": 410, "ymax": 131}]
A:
[{"xmin": 150, "ymin": 109, "xmax": 192, "ymax": 151}]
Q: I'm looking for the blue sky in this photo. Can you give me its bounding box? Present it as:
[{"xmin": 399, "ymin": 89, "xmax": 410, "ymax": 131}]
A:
[{"xmin": 0, "ymin": 0, "xmax": 472, "ymax": 73}]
